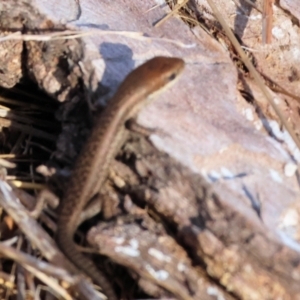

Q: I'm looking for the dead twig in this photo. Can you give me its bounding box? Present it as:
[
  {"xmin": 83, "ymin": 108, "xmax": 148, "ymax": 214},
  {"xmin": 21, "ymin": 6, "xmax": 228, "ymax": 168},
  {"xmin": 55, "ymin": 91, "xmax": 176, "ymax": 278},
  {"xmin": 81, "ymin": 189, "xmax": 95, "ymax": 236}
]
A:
[{"xmin": 262, "ymin": 0, "xmax": 274, "ymax": 44}]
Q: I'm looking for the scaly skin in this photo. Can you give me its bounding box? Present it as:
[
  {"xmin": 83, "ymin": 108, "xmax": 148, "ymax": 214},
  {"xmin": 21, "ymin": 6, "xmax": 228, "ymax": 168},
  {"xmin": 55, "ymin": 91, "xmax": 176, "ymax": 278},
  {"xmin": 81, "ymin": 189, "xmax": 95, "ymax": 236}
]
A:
[{"xmin": 56, "ymin": 56, "xmax": 185, "ymax": 299}]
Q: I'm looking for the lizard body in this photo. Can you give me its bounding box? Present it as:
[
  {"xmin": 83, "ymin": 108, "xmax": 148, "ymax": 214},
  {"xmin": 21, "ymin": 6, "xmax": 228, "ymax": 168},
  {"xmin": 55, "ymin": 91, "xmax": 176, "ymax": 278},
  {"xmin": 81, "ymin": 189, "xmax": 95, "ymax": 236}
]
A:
[{"xmin": 57, "ymin": 56, "xmax": 184, "ymax": 299}]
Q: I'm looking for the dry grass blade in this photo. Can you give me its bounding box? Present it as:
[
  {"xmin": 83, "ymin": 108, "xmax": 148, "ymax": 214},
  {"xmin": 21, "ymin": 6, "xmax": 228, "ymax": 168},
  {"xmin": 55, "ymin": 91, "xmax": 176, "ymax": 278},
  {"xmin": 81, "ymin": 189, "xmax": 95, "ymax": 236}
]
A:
[
  {"xmin": 0, "ymin": 158, "xmax": 16, "ymax": 168},
  {"xmin": 0, "ymin": 154, "xmax": 15, "ymax": 159},
  {"xmin": 0, "ymin": 117, "xmax": 56, "ymax": 141},
  {"xmin": 9, "ymin": 181, "xmax": 45, "ymax": 190},
  {"xmin": 0, "ymin": 94, "xmax": 55, "ymax": 112},
  {"xmin": 0, "ymin": 108, "xmax": 58, "ymax": 129},
  {"xmin": 205, "ymin": 0, "xmax": 300, "ymax": 151}
]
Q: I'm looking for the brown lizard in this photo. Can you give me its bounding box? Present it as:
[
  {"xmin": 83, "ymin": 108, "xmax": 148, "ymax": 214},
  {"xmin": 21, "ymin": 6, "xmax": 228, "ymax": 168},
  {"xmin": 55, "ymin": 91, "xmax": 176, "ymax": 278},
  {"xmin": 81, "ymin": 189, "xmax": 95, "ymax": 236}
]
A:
[{"xmin": 56, "ymin": 56, "xmax": 184, "ymax": 299}]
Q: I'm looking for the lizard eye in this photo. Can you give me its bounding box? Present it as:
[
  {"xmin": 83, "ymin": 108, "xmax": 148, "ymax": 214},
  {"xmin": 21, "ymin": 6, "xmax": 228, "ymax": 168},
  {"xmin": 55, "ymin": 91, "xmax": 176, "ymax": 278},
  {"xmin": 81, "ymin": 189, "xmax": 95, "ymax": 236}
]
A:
[{"xmin": 167, "ymin": 73, "xmax": 177, "ymax": 81}]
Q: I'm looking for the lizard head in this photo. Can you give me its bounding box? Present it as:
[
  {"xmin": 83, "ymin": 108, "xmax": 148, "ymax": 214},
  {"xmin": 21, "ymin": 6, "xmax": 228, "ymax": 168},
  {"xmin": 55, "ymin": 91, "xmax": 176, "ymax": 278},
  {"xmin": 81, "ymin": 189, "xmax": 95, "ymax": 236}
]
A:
[
  {"xmin": 109, "ymin": 56, "xmax": 184, "ymax": 118},
  {"xmin": 116, "ymin": 56, "xmax": 184, "ymax": 100},
  {"xmin": 133, "ymin": 56, "xmax": 184, "ymax": 93}
]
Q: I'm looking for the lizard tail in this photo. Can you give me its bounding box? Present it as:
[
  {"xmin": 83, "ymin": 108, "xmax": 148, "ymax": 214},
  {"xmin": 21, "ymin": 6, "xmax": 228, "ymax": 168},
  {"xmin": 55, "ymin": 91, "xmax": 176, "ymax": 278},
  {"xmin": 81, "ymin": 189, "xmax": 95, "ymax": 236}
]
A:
[{"xmin": 56, "ymin": 227, "xmax": 118, "ymax": 300}]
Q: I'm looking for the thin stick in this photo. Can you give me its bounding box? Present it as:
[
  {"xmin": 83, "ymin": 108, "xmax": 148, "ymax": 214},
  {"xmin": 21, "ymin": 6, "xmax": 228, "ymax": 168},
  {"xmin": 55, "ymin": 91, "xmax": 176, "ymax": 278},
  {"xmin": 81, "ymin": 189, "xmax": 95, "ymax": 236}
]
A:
[{"xmin": 262, "ymin": 0, "xmax": 274, "ymax": 44}]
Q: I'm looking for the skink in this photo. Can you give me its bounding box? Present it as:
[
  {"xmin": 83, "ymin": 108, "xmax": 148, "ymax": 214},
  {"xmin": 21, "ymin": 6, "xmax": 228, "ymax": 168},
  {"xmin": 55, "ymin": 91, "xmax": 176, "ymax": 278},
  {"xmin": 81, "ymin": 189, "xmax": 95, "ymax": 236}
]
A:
[{"xmin": 57, "ymin": 56, "xmax": 184, "ymax": 299}]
